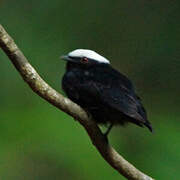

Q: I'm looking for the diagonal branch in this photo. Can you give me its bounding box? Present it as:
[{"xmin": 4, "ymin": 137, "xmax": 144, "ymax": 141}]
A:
[{"xmin": 0, "ymin": 24, "xmax": 154, "ymax": 180}]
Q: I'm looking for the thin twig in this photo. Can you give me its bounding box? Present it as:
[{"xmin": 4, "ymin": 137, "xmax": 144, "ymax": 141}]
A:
[{"xmin": 0, "ymin": 24, "xmax": 154, "ymax": 180}]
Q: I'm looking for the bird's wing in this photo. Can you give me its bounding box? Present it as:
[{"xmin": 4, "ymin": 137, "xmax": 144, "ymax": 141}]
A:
[
  {"xmin": 88, "ymin": 68, "xmax": 152, "ymax": 130},
  {"xmin": 64, "ymin": 67, "xmax": 152, "ymax": 131},
  {"xmin": 101, "ymin": 86, "xmax": 145, "ymax": 121},
  {"xmin": 78, "ymin": 77, "xmax": 145, "ymax": 122},
  {"xmin": 98, "ymin": 82, "xmax": 152, "ymax": 131}
]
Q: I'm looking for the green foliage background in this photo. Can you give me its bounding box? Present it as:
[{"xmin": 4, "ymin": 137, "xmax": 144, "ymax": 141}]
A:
[{"xmin": 0, "ymin": 0, "xmax": 180, "ymax": 179}]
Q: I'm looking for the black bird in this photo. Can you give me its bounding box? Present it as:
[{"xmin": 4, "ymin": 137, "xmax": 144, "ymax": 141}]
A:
[{"xmin": 61, "ymin": 49, "xmax": 152, "ymax": 135}]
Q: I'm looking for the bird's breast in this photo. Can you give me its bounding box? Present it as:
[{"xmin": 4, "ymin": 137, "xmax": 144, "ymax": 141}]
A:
[{"xmin": 84, "ymin": 71, "xmax": 90, "ymax": 76}]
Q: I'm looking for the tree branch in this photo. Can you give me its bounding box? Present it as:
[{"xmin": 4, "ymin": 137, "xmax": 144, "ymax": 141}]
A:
[{"xmin": 0, "ymin": 24, "xmax": 154, "ymax": 180}]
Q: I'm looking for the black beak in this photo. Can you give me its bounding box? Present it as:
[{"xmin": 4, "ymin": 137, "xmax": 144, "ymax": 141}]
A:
[{"xmin": 60, "ymin": 55, "xmax": 72, "ymax": 61}]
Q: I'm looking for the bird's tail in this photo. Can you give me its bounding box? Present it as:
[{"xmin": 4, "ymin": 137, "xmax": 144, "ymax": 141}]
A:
[{"xmin": 144, "ymin": 121, "xmax": 153, "ymax": 133}]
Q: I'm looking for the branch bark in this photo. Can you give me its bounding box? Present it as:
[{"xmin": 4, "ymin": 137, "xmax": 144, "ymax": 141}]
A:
[{"xmin": 0, "ymin": 24, "xmax": 154, "ymax": 180}]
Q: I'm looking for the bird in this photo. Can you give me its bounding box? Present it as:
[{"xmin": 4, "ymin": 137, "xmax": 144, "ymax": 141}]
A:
[{"xmin": 61, "ymin": 49, "xmax": 153, "ymax": 136}]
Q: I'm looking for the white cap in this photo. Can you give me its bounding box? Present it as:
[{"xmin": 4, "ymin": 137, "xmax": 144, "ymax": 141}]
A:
[{"xmin": 68, "ymin": 49, "xmax": 110, "ymax": 64}]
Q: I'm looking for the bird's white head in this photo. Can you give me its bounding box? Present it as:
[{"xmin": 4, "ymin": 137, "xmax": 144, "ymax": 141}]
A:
[{"xmin": 68, "ymin": 49, "xmax": 110, "ymax": 64}]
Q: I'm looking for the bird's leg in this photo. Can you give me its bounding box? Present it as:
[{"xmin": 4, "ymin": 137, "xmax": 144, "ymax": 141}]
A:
[{"xmin": 104, "ymin": 123, "xmax": 113, "ymax": 137}]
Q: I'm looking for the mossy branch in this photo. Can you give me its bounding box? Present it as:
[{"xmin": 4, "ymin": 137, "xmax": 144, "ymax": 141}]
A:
[{"xmin": 0, "ymin": 24, "xmax": 154, "ymax": 180}]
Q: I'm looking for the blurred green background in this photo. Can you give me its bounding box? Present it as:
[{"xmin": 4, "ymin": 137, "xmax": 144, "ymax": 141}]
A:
[{"xmin": 0, "ymin": 0, "xmax": 180, "ymax": 179}]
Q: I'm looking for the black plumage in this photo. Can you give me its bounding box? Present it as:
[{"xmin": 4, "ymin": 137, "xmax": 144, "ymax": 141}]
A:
[{"xmin": 61, "ymin": 49, "xmax": 152, "ymax": 134}]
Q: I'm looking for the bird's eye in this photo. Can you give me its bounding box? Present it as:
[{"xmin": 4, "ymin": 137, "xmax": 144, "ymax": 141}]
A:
[{"xmin": 81, "ymin": 57, "xmax": 89, "ymax": 63}]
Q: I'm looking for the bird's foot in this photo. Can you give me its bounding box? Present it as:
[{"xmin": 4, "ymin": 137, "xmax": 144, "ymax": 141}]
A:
[
  {"xmin": 103, "ymin": 133, "xmax": 109, "ymax": 144},
  {"xmin": 102, "ymin": 123, "xmax": 114, "ymax": 143},
  {"xmin": 104, "ymin": 123, "xmax": 113, "ymax": 136}
]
